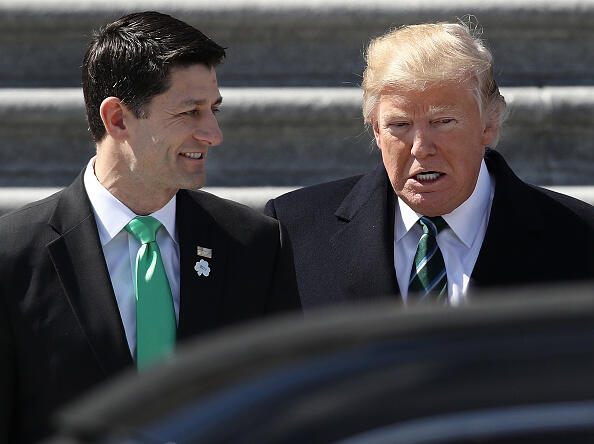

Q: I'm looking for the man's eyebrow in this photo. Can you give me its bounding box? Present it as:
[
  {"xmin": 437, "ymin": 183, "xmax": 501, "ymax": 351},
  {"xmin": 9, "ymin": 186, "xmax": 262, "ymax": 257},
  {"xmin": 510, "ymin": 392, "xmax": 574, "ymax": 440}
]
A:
[
  {"xmin": 381, "ymin": 111, "xmax": 409, "ymax": 120},
  {"xmin": 180, "ymin": 96, "xmax": 223, "ymax": 107}
]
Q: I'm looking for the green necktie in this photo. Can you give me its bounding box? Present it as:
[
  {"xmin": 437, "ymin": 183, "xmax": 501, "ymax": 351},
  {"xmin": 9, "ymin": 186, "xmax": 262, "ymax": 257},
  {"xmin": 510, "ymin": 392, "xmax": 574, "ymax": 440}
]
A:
[
  {"xmin": 125, "ymin": 216, "xmax": 176, "ymax": 369},
  {"xmin": 408, "ymin": 216, "xmax": 449, "ymax": 304}
]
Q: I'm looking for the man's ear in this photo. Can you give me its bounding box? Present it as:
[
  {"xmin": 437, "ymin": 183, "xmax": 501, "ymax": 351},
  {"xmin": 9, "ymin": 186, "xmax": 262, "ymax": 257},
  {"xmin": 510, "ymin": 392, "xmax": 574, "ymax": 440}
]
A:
[
  {"xmin": 99, "ymin": 97, "xmax": 129, "ymax": 141},
  {"xmin": 481, "ymin": 119, "xmax": 499, "ymax": 147},
  {"xmin": 371, "ymin": 118, "xmax": 382, "ymax": 149}
]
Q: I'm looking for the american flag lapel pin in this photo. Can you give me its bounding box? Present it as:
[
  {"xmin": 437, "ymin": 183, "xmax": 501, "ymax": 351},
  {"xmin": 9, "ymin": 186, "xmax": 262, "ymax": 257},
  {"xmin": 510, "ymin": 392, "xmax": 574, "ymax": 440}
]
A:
[{"xmin": 196, "ymin": 246, "xmax": 212, "ymax": 259}]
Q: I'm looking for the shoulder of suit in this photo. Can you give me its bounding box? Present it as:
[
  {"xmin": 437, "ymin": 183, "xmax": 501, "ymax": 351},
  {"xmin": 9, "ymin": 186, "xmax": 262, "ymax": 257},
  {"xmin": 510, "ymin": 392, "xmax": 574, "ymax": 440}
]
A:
[
  {"xmin": 270, "ymin": 174, "xmax": 365, "ymax": 208},
  {"xmin": 0, "ymin": 188, "xmax": 63, "ymax": 228},
  {"xmin": 486, "ymin": 149, "xmax": 594, "ymax": 230},
  {"xmin": 181, "ymin": 188, "xmax": 279, "ymax": 232},
  {"xmin": 527, "ymin": 184, "xmax": 594, "ymax": 228},
  {"xmin": 0, "ymin": 189, "xmax": 65, "ymax": 260}
]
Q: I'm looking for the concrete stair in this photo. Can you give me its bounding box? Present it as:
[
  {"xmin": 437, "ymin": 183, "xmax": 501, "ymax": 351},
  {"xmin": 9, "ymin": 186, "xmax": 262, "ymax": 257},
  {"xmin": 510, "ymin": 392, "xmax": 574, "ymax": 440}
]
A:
[
  {"xmin": 1, "ymin": 0, "xmax": 593, "ymax": 214},
  {"xmin": 1, "ymin": 86, "xmax": 593, "ymax": 187},
  {"xmin": 2, "ymin": 0, "xmax": 594, "ymax": 87}
]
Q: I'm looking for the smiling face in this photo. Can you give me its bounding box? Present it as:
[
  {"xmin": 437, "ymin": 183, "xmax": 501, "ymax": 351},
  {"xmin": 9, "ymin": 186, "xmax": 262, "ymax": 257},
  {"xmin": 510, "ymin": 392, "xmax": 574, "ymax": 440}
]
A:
[
  {"xmin": 122, "ymin": 63, "xmax": 223, "ymax": 198},
  {"xmin": 372, "ymin": 80, "xmax": 497, "ymax": 216}
]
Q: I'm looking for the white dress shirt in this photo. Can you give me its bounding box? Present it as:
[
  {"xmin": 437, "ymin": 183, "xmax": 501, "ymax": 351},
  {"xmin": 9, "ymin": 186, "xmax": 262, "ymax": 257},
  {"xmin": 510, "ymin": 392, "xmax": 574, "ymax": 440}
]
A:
[
  {"xmin": 394, "ymin": 160, "xmax": 495, "ymax": 306},
  {"xmin": 83, "ymin": 158, "xmax": 180, "ymax": 357}
]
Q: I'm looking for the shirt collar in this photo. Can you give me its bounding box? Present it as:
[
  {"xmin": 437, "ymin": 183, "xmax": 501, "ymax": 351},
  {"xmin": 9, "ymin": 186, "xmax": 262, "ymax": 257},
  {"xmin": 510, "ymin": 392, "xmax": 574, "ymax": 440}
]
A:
[
  {"xmin": 395, "ymin": 159, "xmax": 494, "ymax": 248},
  {"xmin": 83, "ymin": 157, "xmax": 178, "ymax": 246}
]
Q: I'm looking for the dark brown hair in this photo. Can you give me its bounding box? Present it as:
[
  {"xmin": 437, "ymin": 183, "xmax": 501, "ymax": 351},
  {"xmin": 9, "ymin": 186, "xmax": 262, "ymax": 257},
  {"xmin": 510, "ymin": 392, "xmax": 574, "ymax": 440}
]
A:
[{"xmin": 82, "ymin": 11, "xmax": 226, "ymax": 142}]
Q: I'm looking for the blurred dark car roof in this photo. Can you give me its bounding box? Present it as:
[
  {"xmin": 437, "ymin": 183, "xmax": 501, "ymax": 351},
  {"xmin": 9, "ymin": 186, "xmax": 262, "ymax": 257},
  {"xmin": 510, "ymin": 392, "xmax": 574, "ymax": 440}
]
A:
[{"xmin": 47, "ymin": 282, "xmax": 594, "ymax": 444}]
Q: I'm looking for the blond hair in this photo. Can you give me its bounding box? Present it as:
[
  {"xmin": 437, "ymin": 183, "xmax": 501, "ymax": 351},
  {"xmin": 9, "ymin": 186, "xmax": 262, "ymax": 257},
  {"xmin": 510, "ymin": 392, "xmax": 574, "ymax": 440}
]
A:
[{"xmin": 362, "ymin": 22, "xmax": 506, "ymax": 145}]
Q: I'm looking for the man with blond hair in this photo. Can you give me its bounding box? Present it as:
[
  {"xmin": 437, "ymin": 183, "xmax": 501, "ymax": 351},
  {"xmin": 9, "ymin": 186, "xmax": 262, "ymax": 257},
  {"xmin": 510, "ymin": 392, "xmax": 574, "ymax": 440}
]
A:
[{"xmin": 266, "ymin": 22, "xmax": 594, "ymax": 310}]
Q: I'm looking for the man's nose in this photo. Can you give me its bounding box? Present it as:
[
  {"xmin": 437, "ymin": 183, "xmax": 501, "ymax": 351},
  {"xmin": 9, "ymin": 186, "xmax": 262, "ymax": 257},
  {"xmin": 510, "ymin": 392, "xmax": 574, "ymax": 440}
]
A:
[
  {"xmin": 193, "ymin": 113, "xmax": 223, "ymax": 147},
  {"xmin": 410, "ymin": 127, "xmax": 435, "ymax": 157}
]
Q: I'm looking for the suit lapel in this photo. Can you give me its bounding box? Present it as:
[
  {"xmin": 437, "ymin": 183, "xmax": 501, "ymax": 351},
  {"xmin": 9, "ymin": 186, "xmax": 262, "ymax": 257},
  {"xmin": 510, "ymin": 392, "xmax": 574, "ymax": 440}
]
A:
[
  {"xmin": 46, "ymin": 172, "xmax": 132, "ymax": 375},
  {"xmin": 176, "ymin": 190, "xmax": 228, "ymax": 339},
  {"xmin": 329, "ymin": 165, "xmax": 400, "ymax": 302}
]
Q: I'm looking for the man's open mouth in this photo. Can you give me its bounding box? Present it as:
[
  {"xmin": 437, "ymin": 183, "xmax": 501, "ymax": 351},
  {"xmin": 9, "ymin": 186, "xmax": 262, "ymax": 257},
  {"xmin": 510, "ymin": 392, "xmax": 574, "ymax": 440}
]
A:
[
  {"xmin": 182, "ymin": 153, "xmax": 203, "ymax": 159},
  {"xmin": 415, "ymin": 171, "xmax": 443, "ymax": 182}
]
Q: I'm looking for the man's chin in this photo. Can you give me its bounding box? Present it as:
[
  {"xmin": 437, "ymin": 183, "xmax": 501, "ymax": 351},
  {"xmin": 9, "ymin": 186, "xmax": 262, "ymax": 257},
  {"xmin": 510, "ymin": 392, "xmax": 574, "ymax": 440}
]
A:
[
  {"xmin": 179, "ymin": 177, "xmax": 206, "ymax": 191},
  {"xmin": 398, "ymin": 192, "xmax": 457, "ymax": 217}
]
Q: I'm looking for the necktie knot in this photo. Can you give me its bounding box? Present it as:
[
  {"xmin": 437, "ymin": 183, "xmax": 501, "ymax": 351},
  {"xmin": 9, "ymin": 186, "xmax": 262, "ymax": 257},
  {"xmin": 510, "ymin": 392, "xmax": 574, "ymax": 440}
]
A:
[
  {"xmin": 418, "ymin": 216, "xmax": 448, "ymax": 236},
  {"xmin": 125, "ymin": 216, "xmax": 162, "ymax": 244}
]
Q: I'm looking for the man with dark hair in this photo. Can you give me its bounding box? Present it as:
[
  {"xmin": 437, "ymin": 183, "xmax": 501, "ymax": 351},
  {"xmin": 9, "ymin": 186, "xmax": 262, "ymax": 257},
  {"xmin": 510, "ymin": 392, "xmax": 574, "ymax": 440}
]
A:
[{"xmin": 0, "ymin": 11, "xmax": 299, "ymax": 443}]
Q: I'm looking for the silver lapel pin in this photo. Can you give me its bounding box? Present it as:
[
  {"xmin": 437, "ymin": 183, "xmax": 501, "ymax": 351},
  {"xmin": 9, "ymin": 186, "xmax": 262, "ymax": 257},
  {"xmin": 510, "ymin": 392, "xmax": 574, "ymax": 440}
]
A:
[{"xmin": 196, "ymin": 246, "xmax": 212, "ymax": 259}]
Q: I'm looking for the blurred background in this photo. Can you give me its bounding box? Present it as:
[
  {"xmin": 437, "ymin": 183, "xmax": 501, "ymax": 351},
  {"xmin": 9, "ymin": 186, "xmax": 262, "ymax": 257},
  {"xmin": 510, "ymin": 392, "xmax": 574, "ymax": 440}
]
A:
[{"xmin": 1, "ymin": 0, "xmax": 593, "ymax": 212}]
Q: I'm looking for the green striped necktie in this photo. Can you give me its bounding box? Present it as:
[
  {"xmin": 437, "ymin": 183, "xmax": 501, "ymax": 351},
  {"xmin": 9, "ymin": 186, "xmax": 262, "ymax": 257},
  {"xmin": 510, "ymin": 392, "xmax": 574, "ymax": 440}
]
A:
[
  {"xmin": 408, "ymin": 216, "xmax": 449, "ymax": 304},
  {"xmin": 125, "ymin": 216, "xmax": 176, "ymax": 369}
]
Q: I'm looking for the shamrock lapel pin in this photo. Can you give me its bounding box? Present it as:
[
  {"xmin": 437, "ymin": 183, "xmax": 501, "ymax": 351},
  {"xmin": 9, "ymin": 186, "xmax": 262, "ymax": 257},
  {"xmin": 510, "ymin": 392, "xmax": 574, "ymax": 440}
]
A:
[{"xmin": 194, "ymin": 259, "xmax": 211, "ymax": 277}]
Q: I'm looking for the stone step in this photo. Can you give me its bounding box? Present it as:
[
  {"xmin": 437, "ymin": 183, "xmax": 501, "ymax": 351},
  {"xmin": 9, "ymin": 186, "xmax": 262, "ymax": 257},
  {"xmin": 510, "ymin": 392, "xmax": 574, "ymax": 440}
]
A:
[
  {"xmin": 1, "ymin": 0, "xmax": 593, "ymax": 87},
  {"xmin": 1, "ymin": 185, "xmax": 593, "ymax": 217},
  {"xmin": 0, "ymin": 86, "xmax": 593, "ymax": 187}
]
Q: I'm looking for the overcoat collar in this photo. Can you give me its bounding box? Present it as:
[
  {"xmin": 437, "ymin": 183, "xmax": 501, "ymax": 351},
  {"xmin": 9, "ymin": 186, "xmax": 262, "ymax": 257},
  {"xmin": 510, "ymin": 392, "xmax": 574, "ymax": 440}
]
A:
[
  {"xmin": 46, "ymin": 170, "xmax": 133, "ymax": 375},
  {"xmin": 330, "ymin": 164, "xmax": 400, "ymax": 303},
  {"xmin": 470, "ymin": 149, "xmax": 548, "ymax": 289},
  {"xmin": 326, "ymin": 149, "xmax": 555, "ymax": 299}
]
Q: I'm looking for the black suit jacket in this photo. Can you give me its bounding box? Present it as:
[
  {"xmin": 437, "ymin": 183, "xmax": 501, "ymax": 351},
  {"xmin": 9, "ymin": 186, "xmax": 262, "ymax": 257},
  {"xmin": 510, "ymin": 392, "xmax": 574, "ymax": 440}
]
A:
[
  {"xmin": 265, "ymin": 149, "xmax": 594, "ymax": 310},
  {"xmin": 0, "ymin": 171, "xmax": 300, "ymax": 443}
]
